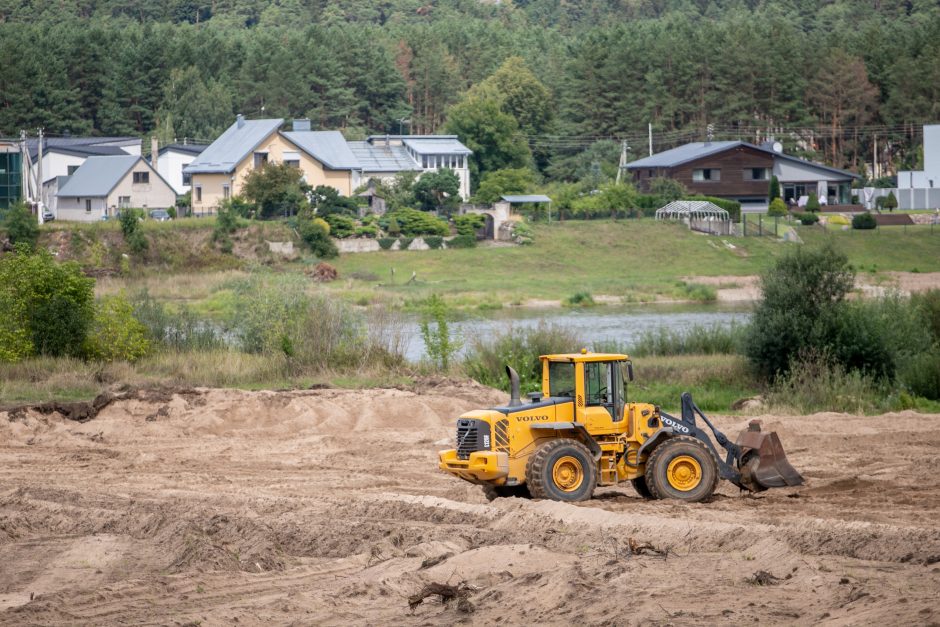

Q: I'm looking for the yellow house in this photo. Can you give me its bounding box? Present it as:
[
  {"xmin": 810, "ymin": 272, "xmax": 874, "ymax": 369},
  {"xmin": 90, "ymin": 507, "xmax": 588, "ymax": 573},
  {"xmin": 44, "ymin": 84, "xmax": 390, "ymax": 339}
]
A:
[{"xmin": 186, "ymin": 116, "xmax": 359, "ymax": 214}]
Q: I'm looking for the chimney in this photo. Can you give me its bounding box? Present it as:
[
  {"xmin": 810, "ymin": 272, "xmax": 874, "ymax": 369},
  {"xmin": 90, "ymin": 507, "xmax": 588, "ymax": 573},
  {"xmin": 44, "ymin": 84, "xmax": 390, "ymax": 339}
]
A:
[
  {"xmin": 236, "ymin": 114, "xmax": 245, "ymax": 129},
  {"xmin": 151, "ymin": 137, "xmax": 158, "ymax": 167},
  {"xmin": 292, "ymin": 118, "xmax": 311, "ymax": 132}
]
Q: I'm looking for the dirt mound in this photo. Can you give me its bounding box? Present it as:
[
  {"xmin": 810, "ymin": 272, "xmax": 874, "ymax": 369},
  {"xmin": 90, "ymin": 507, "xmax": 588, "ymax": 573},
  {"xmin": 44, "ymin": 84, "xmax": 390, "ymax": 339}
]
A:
[{"xmin": 1, "ymin": 387, "xmax": 939, "ymax": 625}]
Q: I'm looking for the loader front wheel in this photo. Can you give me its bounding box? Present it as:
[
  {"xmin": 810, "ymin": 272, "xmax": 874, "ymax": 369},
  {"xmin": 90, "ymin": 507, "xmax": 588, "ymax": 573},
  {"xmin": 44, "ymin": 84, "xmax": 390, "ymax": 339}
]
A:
[
  {"xmin": 646, "ymin": 436, "xmax": 718, "ymax": 503},
  {"xmin": 631, "ymin": 476, "xmax": 657, "ymax": 500},
  {"xmin": 526, "ymin": 439, "xmax": 597, "ymax": 502}
]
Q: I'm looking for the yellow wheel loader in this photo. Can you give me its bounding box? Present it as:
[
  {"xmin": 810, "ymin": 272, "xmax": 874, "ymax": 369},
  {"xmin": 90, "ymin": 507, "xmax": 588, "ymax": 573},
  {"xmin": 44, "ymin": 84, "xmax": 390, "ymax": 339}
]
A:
[{"xmin": 439, "ymin": 351, "xmax": 802, "ymax": 502}]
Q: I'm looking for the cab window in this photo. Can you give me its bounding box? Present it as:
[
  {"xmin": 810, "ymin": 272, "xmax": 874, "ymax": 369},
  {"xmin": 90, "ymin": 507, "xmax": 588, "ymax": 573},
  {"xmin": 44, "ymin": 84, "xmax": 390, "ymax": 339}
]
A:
[
  {"xmin": 585, "ymin": 361, "xmax": 622, "ymax": 421},
  {"xmin": 549, "ymin": 362, "xmax": 575, "ymax": 397}
]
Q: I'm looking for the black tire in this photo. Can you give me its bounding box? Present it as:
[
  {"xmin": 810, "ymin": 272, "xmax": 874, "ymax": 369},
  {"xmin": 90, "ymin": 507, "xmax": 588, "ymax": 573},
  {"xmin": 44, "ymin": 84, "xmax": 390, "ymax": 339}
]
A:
[
  {"xmin": 525, "ymin": 439, "xmax": 597, "ymax": 502},
  {"xmin": 631, "ymin": 475, "xmax": 657, "ymax": 500},
  {"xmin": 482, "ymin": 484, "xmax": 531, "ymax": 501},
  {"xmin": 645, "ymin": 436, "xmax": 719, "ymax": 503}
]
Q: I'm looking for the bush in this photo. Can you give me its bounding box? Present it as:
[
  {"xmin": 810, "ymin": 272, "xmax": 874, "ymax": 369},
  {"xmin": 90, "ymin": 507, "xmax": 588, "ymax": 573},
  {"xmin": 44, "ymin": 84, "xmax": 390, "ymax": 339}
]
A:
[
  {"xmin": 377, "ymin": 237, "xmax": 396, "ymax": 250},
  {"xmin": 324, "ymin": 213, "xmax": 356, "ymax": 238},
  {"xmin": 684, "ymin": 195, "xmax": 741, "ymax": 221},
  {"xmin": 769, "ymin": 175, "xmax": 780, "ymax": 203},
  {"xmin": 681, "ymin": 282, "xmax": 717, "ymax": 302},
  {"xmin": 119, "ymin": 208, "xmax": 148, "ymax": 254},
  {"xmin": 512, "ymin": 221, "xmax": 534, "ymax": 245},
  {"xmin": 298, "ymin": 216, "xmax": 338, "ymax": 258},
  {"xmin": 446, "ymin": 234, "xmax": 476, "ymax": 248},
  {"xmin": 386, "ymin": 216, "xmax": 401, "ymax": 236},
  {"xmin": 213, "ymin": 202, "xmax": 241, "ymax": 253},
  {"xmin": 563, "ymin": 291, "xmax": 595, "ymax": 307},
  {"xmin": 398, "ymin": 237, "xmax": 414, "ymax": 250},
  {"xmin": 131, "ymin": 289, "xmax": 224, "ymax": 352},
  {"xmin": 796, "ymin": 212, "xmax": 819, "ymax": 225},
  {"xmin": 900, "ymin": 350, "xmax": 940, "ymax": 400},
  {"xmin": 355, "ymin": 224, "xmax": 379, "ymax": 238},
  {"xmin": 745, "ymin": 243, "xmax": 854, "ymax": 379},
  {"xmin": 424, "ymin": 235, "xmax": 444, "ymax": 249},
  {"xmin": 884, "ymin": 191, "xmax": 898, "ymax": 211},
  {"xmin": 649, "ymin": 177, "xmax": 687, "ymax": 204},
  {"xmin": 912, "ymin": 289, "xmax": 940, "ymax": 343},
  {"xmin": 380, "ymin": 208, "xmax": 449, "ymax": 236},
  {"xmin": 767, "ymin": 198, "xmax": 788, "ymax": 217},
  {"xmin": 419, "ymin": 294, "xmax": 461, "ymax": 371},
  {"xmin": 3, "ymin": 203, "xmax": 38, "ymax": 247},
  {"xmin": 84, "ymin": 294, "xmax": 150, "ymax": 362},
  {"xmin": 463, "ymin": 322, "xmax": 582, "ymax": 394},
  {"xmin": 629, "ymin": 323, "xmax": 744, "ymax": 357},
  {"xmin": 806, "ymin": 193, "xmax": 820, "ymax": 212},
  {"xmin": 242, "ymin": 162, "xmax": 308, "ymax": 218},
  {"xmin": 0, "ymin": 247, "xmax": 95, "ymax": 361},
  {"xmin": 852, "ymin": 212, "xmax": 877, "ymax": 229},
  {"xmin": 453, "ymin": 213, "xmax": 485, "ymax": 237}
]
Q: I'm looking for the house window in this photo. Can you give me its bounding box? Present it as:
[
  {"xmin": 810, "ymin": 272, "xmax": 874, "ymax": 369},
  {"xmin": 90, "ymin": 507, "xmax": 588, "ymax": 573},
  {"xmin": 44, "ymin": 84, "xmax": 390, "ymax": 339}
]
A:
[
  {"xmin": 692, "ymin": 168, "xmax": 720, "ymax": 182},
  {"xmin": 85, "ymin": 199, "xmax": 91, "ymax": 212},
  {"xmin": 182, "ymin": 168, "xmax": 191, "ymax": 186},
  {"xmin": 648, "ymin": 170, "xmax": 654, "ymax": 177},
  {"xmin": 254, "ymin": 152, "xmax": 268, "ymax": 168},
  {"xmin": 195, "ymin": 185, "xmax": 202, "ymax": 203},
  {"xmin": 283, "ymin": 151, "xmax": 300, "ymax": 168},
  {"xmin": 745, "ymin": 168, "xmax": 770, "ymax": 181},
  {"xmin": 422, "ymin": 155, "xmax": 428, "ymax": 168},
  {"xmin": 119, "ymin": 196, "xmax": 131, "ymax": 208},
  {"xmin": 223, "ymin": 185, "xmax": 230, "ymax": 199},
  {"xmin": 67, "ymin": 165, "xmax": 79, "ymax": 176},
  {"xmin": 133, "ymin": 171, "xmax": 150, "ymax": 184}
]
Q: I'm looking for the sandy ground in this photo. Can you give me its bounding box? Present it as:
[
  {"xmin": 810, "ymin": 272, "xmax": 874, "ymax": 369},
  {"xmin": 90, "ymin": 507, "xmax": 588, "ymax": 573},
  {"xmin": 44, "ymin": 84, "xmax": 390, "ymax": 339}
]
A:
[
  {"xmin": 1, "ymin": 383, "xmax": 939, "ymax": 626},
  {"xmin": 685, "ymin": 271, "xmax": 940, "ymax": 302}
]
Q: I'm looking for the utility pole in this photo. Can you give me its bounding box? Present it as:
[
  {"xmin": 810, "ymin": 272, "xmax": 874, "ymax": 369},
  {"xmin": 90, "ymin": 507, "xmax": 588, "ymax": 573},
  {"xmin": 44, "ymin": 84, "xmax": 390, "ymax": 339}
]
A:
[
  {"xmin": 37, "ymin": 127, "xmax": 44, "ymax": 223},
  {"xmin": 648, "ymin": 123, "xmax": 653, "ymax": 156},
  {"xmin": 873, "ymin": 134, "xmax": 878, "ymax": 180},
  {"xmin": 616, "ymin": 139, "xmax": 630, "ymax": 184}
]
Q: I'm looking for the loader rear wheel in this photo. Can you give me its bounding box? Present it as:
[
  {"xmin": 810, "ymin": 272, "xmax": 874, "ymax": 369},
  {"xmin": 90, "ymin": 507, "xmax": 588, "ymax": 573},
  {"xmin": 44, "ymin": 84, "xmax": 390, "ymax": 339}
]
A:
[
  {"xmin": 526, "ymin": 439, "xmax": 597, "ymax": 502},
  {"xmin": 646, "ymin": 436, "xmax": 718, "ymax": 503},
  {"xmin": 482, "ymin": 484, "xmax": 531, "ymax": 501},
  {"xmin": 631, "ymin": 476, "xmax": 657, "ymax": 500}
]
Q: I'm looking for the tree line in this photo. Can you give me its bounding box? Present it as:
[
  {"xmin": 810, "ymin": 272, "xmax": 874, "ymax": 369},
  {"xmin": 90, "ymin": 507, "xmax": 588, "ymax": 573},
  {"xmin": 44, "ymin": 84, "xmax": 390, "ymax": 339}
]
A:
[{"xmin": 1, "ymin": 0, "xmax": 939, "ymax": 185}]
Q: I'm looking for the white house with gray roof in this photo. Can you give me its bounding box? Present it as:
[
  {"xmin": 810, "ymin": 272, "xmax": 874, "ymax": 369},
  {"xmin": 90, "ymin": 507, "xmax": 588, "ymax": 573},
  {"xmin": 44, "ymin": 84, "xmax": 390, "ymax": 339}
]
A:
[{"xmin": 56, "ymin": 155, "xmax": 176, "ymax": 222}]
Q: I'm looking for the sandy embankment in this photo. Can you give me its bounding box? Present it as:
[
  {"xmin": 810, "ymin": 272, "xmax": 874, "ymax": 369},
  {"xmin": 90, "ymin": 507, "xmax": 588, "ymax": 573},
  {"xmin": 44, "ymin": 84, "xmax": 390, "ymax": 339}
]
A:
[{"xmin": 1, "ymin": 383, "xmax": 938, "ymax": 625}]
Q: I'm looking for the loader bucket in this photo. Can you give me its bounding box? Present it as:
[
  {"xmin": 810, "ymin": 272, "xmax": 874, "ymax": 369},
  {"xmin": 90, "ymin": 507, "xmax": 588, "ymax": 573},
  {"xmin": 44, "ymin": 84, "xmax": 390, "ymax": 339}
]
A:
[{"xmin": 735, "ymin": 420, "xmax": 804, "ymax": 491}]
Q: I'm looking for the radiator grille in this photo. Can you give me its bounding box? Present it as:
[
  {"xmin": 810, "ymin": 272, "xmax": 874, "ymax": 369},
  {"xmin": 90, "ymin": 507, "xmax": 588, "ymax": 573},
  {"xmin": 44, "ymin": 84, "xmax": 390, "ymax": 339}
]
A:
[{"xmin": 456, "ymin": 419, "xmax": 491, "ymax": 460}]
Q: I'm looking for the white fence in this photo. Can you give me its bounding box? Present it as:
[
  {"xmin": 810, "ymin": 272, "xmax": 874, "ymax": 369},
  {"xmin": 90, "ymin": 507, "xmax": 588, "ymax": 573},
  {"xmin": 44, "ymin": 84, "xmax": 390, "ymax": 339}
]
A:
[{"xmin": 858, "ymin": 187, "xmax": 940, "ymax": 211}]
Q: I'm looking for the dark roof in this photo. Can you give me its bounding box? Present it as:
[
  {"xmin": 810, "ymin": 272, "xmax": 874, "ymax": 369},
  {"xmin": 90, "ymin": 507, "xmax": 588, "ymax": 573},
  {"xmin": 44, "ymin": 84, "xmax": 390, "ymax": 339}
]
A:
[
  {"xmin": 27, "ymin": 136, "xmax": 139, "ymax": 161},
  {"xmin": 158, "ymin": 143, "xmax": 208, "ymax": 156},
  {"xmin": 348, "ymin": 140, "xmax": 420, "ymax": 172},
  {"xmin": 184, "ymin": 118, "xmax": 284, "ymax": 174},
  {"xmin": 282, "ymin": 131, "xmax": 360, "ymax": 170},
  {"xmin": 627, "ymin": 141, "xmax": 860, "ymax": 179},
  {"xmin": 57, "ymin": 155, "xmax": 140, "ymax": 197}
]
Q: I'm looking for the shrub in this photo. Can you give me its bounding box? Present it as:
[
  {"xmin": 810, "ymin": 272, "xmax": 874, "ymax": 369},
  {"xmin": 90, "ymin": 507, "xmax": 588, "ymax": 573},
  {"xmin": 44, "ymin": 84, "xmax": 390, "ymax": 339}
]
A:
[
  {"xmin": 0, "ymin": 247, "xmax": 95, "ymax": 362},
  {"xmin": 900, "ymin": 350, "xmax": 940, "ymax": 400},
  {"xmin": 298, "ymin": 216, "xmax": 338, "ymax": 258},
  {"xmin": 213, "ymin": 203, "xmax": 240, "ymax": 253},
  {"xmin": 681, "ymin": 282, "xmax": 717, "ymax": 302},
  {"xmin": 875, "ymin": 196, "xmax": 887, "ymax": 211},
  {"xmin": 852, "ymin": 212, "xmax": 877, "ymax": 230},
  {"xmin": 324, "ymin": 214, "xmax": 356, "ymax": 239},
  {"xmin": 563, "ymin": 291, "xmax": 595, "ymax": 307},
  {"xmin": 3, "ymin": 203, "xmax": 38, "ymax": 247},
  {"xmin": 912, "ymin": 289, "xmax": 940, "ymax": 343},
  {"xmin": 454, "ymin": 213, "xmax": 485, "ymax": 236},
  {"xmin": 84, "ymin": 294, "xmax": 150, "ymax": 362},
  {"xmin": 828, "ymin": 214, "xmax": 850, "ymax": 226},
  {"xmin": 806, "ymin": 193, "xmax": 820, "ymax": 212},
  {"xmin": 381, "ymin": 208, "xmax": 449, "ymax": 236},
  {"xmin": 398, "ymin": 237, "xmax": 414, "ymax": 250},
  {"xmin": 796, "ymin": 212, "xmax": 819, "ymax": 225},
  {"xmin": 766, "ymin": 351, "xmax": 886, "ymax": 415},
  {"xmin": 377, "ymin": 237, "xmax": 396, "ymax": 250},
  {"xmin": 884, "ymin": 191, "xmax": 898, "ymax": 211},
  {"xmin": 649, "ymin": 177, "xmax": 687, "ymax": 204},
  {"xmin": 419, "ymin": 294, "xmax": 461, "ymax": 371},
  {"xmin": 684, "ymin": 195, "xmax": 741, "ymax": 221},
  {"xmin": 355, "ymin": 224, "xmax": 379, "ymax": 238},
  {"xmin": 769, "ymin": 175, "xmax": 780, "ymax": 202},
  {"xmin": 463, "ymin": 322, "xmax": 582, "ymax": 393},
  {"xmin": 131, "ymin": 289, "xmax": 224, "ymax": 352},
  {"xmin": 119, "ymin": 208, "xmax": 148, "ymax": 254},
  {"xmin": 446, "ymin": 234, "xmax": 476, "ymax": 248},
  {"xmin": 512, "ymin": 221, "xmax": 534, "ymax": 245},
  {"xmin": 629, "ymin": 323, "xmax": 744, "ymax": 357},
  {"xmin": 242, "ymin": 162, "xmax": 308, "ymax": 218},
  {"xmin": 745, "ymin": 242, "xmax": 854, "ymax": 379},
  {"xmin": 424, "ymin": 235, "xmax": 444, "ymax": 249},
  {"xmin": 767, "ymin": 198, "xmax": 788, "ymax": 217}
]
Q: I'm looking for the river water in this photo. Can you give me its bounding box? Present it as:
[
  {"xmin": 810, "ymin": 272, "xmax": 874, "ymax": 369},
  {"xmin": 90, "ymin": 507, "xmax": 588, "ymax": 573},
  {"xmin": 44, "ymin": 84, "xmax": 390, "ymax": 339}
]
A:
[{"xmin": 400, "ymin": 303, "xmax": 752, "ymax": 362}]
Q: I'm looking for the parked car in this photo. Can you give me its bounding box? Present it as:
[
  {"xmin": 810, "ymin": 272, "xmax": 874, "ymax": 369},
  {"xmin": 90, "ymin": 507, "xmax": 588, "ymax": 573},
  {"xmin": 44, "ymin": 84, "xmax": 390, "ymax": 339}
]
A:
[
  {"xmin": 41, "ymin": 209, "xmax": 54, "ymax": 222},
  {"xmin": 149, "ymin": 209, "xmax": 171, "ymax": 222}
]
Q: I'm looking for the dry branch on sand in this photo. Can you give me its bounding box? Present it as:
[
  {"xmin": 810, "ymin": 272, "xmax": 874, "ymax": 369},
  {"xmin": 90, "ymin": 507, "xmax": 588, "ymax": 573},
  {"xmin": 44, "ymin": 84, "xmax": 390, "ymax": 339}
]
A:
[{"xmin": 408, "ymin": 582, "xmax": 475, "ymax": 613}]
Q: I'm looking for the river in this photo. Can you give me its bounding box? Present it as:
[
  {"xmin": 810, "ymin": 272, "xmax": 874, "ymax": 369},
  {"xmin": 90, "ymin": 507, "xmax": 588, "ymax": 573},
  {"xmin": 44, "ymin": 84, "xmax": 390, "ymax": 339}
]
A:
[{"xmin": 400, "ymin": 303, "xmax": 752, "ymax": 362}]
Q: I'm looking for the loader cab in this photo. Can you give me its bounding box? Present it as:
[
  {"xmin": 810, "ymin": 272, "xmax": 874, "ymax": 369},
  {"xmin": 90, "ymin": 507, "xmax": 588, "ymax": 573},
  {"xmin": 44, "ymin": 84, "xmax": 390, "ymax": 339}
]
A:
[{"xmin": 540, "ymin": 351, "xmax": 633, "ymax": 433}]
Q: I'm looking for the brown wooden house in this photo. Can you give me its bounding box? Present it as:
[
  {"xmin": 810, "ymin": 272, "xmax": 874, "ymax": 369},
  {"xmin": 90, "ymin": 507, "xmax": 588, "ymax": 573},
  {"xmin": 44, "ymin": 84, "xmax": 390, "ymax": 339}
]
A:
[{"xmin": 628, "ymin": 141, "xmax": 860, "ymax": 211}]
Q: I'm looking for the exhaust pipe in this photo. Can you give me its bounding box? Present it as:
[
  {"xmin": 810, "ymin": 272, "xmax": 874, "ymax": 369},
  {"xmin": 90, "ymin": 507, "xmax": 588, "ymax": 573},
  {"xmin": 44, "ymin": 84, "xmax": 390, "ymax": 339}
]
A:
[{"xmin": 506, "ymin": 365, "xmax": 521, "ymax": 407}]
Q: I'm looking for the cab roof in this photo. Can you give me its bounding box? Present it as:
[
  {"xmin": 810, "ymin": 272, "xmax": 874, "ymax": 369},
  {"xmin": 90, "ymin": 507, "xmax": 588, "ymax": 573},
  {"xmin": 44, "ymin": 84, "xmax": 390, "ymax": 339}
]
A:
[{"xmin": 541, "ymin": 352, "xmax": 629, "ymax": 363}]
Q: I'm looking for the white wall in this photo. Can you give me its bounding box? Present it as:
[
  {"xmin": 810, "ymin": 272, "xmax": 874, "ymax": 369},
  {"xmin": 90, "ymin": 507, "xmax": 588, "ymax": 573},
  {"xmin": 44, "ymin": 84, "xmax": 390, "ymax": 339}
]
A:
[
  {"xmin": 57, "ymin": 196, "xmax": 108, "ymax": 222},
  {"xmin": 157, "ymin": 150, "xmax": 196, "ymax": 195}
]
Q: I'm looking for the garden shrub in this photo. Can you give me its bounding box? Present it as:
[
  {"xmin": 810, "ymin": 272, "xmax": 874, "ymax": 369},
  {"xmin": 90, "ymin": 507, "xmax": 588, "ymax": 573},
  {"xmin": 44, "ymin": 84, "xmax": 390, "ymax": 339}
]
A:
[
  {"xmin": 806, "ymin": 193, "xmax": 821, "ymax": 212},
  {"xmin": 298, "ymin": 216, "xmax": 338, "ymax": 258},
  {"xmin": 380, "ymin": 208, "xmax": 448, "ymax": 236},
  {"xmin": 398, "ymin": 237, "xmax": 414, "ymax": 250},
  {"xmin": 424, "ymin": 235, "xmax": 444, "ymax": 249},
  {"xmin": 446, "ymin": 234, "xmax": 476, "ymax": 248},
  {"xmin": 852, "ymin": 212, "xmax": 877, "ymax": 230},
  {"xmin": 377, "ymin": 237, "xmax": 396, "ymax": 250},
  {"xmin": 324, "ymin": 214, "xmax": 356, "ymax": 238},
  {"xmin": 684, "ymin": 195, "xmax": 741, "ymax": 221},
  {"xmin": 355, "ymin": 224, "xmax": 379, "ymax": 238},
  {"xmin": 796, "ymin": 212, "xmax": 819, "ymax": 225},
  {"xmin": 767, "ymin": 198, "xmax": 788, "ymax": 217},
  {"xmin": 884, "ymin": 191, "xmax": 898, "ymax": 211}
]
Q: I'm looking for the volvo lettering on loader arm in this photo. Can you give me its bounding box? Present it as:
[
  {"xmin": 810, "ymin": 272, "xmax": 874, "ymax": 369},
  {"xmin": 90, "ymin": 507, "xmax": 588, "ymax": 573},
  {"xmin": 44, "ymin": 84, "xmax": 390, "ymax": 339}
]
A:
[{"xmin": 439, "ymin": 351, "xmax": 802, "ymax": 502}]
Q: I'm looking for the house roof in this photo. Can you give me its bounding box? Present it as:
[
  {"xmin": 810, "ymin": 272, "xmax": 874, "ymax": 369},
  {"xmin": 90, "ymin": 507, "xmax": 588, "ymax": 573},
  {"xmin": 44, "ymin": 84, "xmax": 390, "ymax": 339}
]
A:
[
  {"xmin": 184, "ymin": 118, "xmax": 284, "ymax": 174},
  {"xmin": 401, "ymin": 136, "xmax": 472, "ymax": 155},
  {"xmin": 57, "ymin": 155, "xmax": 140, "ymax": 197},
  {"xmin": 348, "ymin": 141, "xmax": 420, "ymax": 172},
  {"xmin": 627, "ymin": 141, "xmax": 860, "ymax": 179},
  {"xmin": 501, "ymin": 194, "xmax": 551, "ymax": 203},
  {"xmin": 159, "ymin": 143, "xmax": 208, "ymax": 156},
  {"xmin": 282, "ymin": 131, "xmax": 360, "ymax": 170},
  {"xmin": 27, "ymin": 137, "xmax": 138, "ymax": 161}
]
